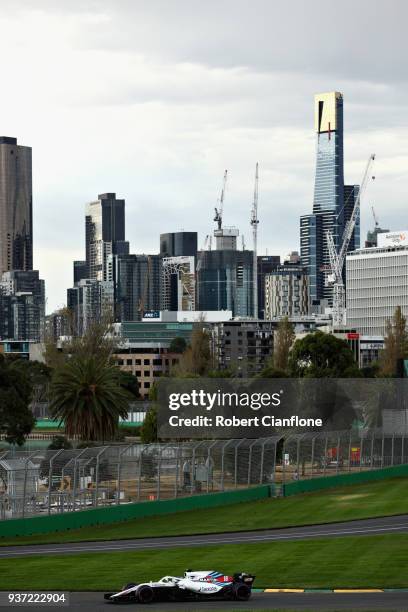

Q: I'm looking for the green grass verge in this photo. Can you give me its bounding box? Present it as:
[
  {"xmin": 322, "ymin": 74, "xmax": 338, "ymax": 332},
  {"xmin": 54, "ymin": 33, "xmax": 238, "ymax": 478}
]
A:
[
  {"xmin": 0, "ymin": 535, "xmax": 407, "ymax": 590},
  {"xmin": 2, "ymin": 478, "xmax": 408, "ymax": 546}
]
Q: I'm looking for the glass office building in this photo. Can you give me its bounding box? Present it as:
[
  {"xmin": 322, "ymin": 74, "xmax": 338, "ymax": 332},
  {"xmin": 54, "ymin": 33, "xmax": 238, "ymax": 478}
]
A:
[
  {"xmin": 300, "ymin": 92, "xmax": 359, "ymax": 306},
  {"xmin": 110, "ymin": 253, "xmax": 162, "ymax": 321},
  {"xmin": 0, "ymin": 137, "xmax": 32, "ymax": 275},
  {"xmin": 197, "ymin": 250, "xmax": 254, "ymax": 318}
]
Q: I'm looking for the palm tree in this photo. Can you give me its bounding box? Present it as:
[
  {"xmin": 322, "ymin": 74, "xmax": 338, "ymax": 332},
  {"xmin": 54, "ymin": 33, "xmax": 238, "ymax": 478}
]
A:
[{"xmin": 49, "ymin": 356, "xmax": 131, "ymax": 441}]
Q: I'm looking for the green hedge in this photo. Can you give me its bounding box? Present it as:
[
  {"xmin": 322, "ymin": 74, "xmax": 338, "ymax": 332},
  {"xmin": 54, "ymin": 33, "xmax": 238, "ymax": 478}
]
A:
[
  {"xmin": 0, "ymin": 485, "xmax": 271, "ymax": 539},
  {"xmin": 283, "ymin": 464, "xmax": 408, "ymax": 496}
]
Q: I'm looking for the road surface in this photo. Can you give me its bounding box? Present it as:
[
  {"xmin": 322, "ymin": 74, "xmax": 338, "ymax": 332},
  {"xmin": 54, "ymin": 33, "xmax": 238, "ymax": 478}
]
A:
[
  {"xmin": 0, "ymin": 514, "xmax": 407, "ymax": 558},
  {"xmin": 2, "ymin": 591, "xmax": 407, "ymax": 611}
]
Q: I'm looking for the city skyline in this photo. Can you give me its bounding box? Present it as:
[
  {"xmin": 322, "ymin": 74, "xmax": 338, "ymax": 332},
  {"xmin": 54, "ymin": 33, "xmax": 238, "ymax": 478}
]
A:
[{"xmin": 1, "ymin": 1, "xmax": 407, "ymax": 311}]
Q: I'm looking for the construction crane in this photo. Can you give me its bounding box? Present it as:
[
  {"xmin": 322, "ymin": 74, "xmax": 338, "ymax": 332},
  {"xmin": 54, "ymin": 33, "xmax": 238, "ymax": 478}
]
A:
[
  {"xmin": 214, "ymin": 170, "xmax": 228, "ymax": 231},
  {"xmin": 250, "ymin": 163, "xmax": 259, "ymax": 319},
  {"xmin": 371, "ymin": 205, "xmax": 379, "ymax": 228},
  {"xmin": 326, "ymin": 154, "xmax": 375, "ymax": 328}
]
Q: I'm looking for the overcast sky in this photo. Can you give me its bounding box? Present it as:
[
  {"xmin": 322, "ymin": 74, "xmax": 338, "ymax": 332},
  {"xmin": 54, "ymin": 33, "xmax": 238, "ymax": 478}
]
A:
[{"xmin": 1, "ymin": 0, "xmax": 407, "ymax": 312}]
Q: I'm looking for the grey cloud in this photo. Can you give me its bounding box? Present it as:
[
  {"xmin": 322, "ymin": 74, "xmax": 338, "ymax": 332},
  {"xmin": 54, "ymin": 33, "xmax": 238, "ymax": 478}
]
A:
[
  {"xmin": 6, "ymin": 1, "xmax": 408, "ymax": 83},
  {"xmin": 41, "ymin": 0, "xmax": 408, "ymax": 85}
]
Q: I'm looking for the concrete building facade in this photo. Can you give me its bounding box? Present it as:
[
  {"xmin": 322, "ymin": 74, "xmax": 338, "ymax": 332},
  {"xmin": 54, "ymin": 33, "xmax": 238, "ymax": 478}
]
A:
[
  {"xmin": 257, "ymin": 255, "xmax": 280, "ymax": 318},
  {"xmin": 346, "ymin": 243, "xmax": 408, "ymax": 335},
  {"xmin": 264, "ymin": 264, "xmax": 309, "ymax": 318},
  {"xmin": 210, "ymin": 320, "xmax": 275, "ymax": 377}
]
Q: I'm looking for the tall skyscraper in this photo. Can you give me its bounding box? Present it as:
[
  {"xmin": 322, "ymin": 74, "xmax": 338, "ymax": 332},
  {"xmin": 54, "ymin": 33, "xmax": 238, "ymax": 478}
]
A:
[
  {"xmin": 0, "ymin": 136, "xmax": 32, "ymax": 275},
  {"xmin": 85, "ymin": 193, "xmax": 129, "ymax": 280},
  {"xmin": 67, "ymin": 193, "xmax": 129, "ymax": 334},
  {"xmin": 300, "ymin": 93, "xmax": 359, "ymax": 308}
]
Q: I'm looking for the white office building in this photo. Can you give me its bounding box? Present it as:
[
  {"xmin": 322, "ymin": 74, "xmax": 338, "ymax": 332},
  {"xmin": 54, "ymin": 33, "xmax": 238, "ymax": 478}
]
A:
[{"xmin": 346, "ymin": 242, "xmax": 408, "ymax": 335}]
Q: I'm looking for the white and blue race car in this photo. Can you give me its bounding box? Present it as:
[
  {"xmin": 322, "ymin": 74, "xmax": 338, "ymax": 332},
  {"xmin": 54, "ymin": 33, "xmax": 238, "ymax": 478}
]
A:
[{"xmin": 104, "ymin": 570, "xmax": 255, "ymax": 604}]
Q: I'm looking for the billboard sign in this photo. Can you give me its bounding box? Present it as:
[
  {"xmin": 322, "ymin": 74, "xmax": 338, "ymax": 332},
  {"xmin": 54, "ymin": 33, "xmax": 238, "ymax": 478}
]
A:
[{"xmin": 377, "ymin": 231, "xmax": 408, "ymax": 247}]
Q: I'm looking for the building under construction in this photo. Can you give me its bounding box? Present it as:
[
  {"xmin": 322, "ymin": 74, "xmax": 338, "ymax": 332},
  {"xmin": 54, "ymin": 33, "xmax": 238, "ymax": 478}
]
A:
[
  {"xmin": 197, "ymin": 245, "xmax": 254, "ymax": 318},
  {"xmin": 196, "ymin": 169, "xmax": 256, "ymax": 318},
  {"xmin": 160, "ymin": 232, "xmax": 198, "ymax": 312}
]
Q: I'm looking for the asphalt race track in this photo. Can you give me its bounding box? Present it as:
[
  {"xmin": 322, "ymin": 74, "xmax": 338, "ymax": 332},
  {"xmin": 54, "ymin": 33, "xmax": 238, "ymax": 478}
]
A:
[
  {"xmin": 4, "ymin": 591, "xmax": 408, "ymax": 611},
  {"xmin": 0, "ymin": 514, "xmax": 407, "ymax": 558}
]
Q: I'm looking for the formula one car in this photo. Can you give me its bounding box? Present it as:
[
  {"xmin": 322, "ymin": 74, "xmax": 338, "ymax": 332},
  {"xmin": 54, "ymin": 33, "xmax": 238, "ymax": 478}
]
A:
[{"xmin": 104, "ymin": 570, "xmax": 255, "ymax": 604}]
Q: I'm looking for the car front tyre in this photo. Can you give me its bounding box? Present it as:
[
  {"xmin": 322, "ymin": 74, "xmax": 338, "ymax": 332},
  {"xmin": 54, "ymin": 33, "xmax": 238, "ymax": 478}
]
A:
[{"xmin": 137, "ymin": 585, "xmax": 155, "ymax": 604}]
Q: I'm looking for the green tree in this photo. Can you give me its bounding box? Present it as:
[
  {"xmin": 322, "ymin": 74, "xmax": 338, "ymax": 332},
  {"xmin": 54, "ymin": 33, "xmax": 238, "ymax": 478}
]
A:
[
  {"xmin": 172, "ymin": 325, "xmax": 212, "ymax": 376},
  {"xmin": 288, "ymin": 331, "xmax": 360, "ymax": 378},
  {"xmin": 49, "ymin": 356, "xmax": 131, "ymax": 441},
  {"xmin": 118, "ymin": 370, "xmax": 140, "ymax": 399},
  {"xmin": 379, "ymin": 306, "xmax": 408, "ymax": 377},
  {"xmin": 273, "ymin": 316, "xmax": 295, "ymax": 372},
  {"xmin": 140, "ymin": 406, "xmax": 158, "ymax": 443},
  {"xmin": 140, "ymin": 384, "xmax": 158, "ymax": 443},
  {"xmin": 10, "ymin": 358, "xmax": 52, "ymax": 405},
  {"xmin": 70, "ymin": 319, "xmax": 117, "ymax": 362},
  {"xmin": 0, "ymin": 355, "xmax": 35, "ymax": 445},
  {"xmin": 169, "ymin": 336, "xmax": 187, "ymax": 354},
  {"xmin": 44, "ymin": 318, "xmax": 118, "ymax": 369},
  {"xmin": 208, "ymin": 368, "xmax": 235, "ymax": 378},
  {"xmin": 258, "ymin": 363, "xmax": 288, "ymax": 378},
  {"xmin": 43, "ymin": 308, "xmax": 74, "ymax": 369}
]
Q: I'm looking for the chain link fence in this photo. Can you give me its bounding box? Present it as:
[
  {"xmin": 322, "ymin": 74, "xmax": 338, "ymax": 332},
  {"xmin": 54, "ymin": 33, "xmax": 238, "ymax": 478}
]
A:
[{"xmin": 0, "ymin": 430, "xmax": 406, "ymax": 519}]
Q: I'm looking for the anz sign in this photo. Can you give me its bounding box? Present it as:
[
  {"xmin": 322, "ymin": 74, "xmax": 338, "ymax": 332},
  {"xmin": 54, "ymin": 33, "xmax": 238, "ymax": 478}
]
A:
[{"xmin": 143, "ymin": 310, "xmax": 160, "ymax": 319}]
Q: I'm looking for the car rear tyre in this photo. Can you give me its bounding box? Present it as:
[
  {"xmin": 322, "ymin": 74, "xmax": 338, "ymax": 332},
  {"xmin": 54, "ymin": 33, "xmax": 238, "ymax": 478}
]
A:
[
  {"xmin": 137, "ymin": 585, "xmax": 155, "ymax": 604},
  {"xmin": 233, "ymin": 583, "xmax": 251, "ymax": 601}
]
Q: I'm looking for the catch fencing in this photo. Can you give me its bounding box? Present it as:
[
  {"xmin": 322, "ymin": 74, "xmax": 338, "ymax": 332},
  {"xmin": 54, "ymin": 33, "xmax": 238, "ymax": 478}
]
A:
[{"xmin": 0, "ymin": 430, "xmax": 406, "ymax": 520}]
